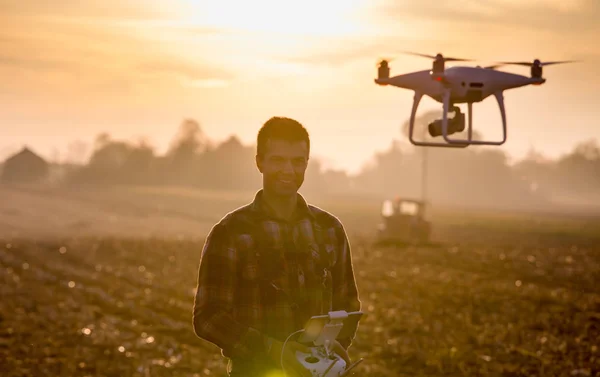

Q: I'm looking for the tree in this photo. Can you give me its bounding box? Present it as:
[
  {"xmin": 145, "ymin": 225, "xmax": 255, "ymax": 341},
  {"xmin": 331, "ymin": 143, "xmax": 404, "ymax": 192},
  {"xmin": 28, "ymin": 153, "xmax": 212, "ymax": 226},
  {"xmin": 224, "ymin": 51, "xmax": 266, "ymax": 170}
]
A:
[
  {"xmin": 167, "ymin": 119, "xmax": 209, "ymax": 159},
  {"xmin": 164, "ymin": 119, "xmax": 209, "ymax": 185}
]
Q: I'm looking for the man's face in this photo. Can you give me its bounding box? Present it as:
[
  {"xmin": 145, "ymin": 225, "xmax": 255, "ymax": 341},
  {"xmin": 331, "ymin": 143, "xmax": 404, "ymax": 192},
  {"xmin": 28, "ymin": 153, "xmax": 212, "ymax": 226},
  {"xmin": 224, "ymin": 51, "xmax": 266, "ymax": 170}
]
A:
[{"xmin": 256, "ymin": 138, "xmax": 309, "ymax": 197}]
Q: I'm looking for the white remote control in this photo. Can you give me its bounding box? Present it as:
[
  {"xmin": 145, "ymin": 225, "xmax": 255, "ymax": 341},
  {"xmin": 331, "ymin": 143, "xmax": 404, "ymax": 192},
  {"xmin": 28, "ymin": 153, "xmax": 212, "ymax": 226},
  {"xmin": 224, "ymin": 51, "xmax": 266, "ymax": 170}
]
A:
[
  {"xmin": 288, "ymin": 310, "xmax": 363, "ymax": 377},
  {"xmin": 296, "ymin": 347, "xmax": 347, "ymax": 377}
]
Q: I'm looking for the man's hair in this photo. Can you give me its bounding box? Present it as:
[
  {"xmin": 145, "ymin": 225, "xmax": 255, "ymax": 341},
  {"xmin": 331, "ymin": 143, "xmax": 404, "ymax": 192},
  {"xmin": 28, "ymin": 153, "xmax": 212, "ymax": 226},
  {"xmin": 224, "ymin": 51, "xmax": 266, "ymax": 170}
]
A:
[{"xmin": 256, "ymin": 116, "xmax": 310, "ymax": 157}]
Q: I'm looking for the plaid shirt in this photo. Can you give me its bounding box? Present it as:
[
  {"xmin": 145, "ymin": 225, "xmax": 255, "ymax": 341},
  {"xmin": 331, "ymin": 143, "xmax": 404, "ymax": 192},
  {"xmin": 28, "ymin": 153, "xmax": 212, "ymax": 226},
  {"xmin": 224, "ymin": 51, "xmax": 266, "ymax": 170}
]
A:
[{"xmin": 192, "ymin": 189, "xmax": 361, "ymax": 366}]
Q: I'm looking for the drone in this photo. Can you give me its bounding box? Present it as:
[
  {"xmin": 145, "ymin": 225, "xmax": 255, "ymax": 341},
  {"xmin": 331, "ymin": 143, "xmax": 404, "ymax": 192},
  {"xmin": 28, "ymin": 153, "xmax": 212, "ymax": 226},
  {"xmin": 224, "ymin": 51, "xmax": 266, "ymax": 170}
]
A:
[{"xmin": 374, "ymin": 52, "xmax": 576, "ymax": 148}]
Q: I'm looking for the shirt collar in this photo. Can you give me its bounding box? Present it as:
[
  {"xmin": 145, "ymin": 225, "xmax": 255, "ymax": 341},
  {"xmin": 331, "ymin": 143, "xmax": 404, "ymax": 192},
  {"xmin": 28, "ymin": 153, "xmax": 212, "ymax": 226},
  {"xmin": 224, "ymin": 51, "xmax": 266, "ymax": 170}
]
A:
[{"xmin": 250, "ymin": 189, "xmax": 315, "ymax": 222}]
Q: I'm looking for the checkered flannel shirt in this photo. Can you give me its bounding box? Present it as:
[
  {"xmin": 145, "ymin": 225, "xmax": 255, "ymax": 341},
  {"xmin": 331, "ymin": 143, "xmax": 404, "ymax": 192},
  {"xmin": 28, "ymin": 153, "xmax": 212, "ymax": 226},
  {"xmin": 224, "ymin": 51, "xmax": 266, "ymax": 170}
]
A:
[{"xmin": 192, "ymin": 189, "xmax": 361, "ymax": 361}]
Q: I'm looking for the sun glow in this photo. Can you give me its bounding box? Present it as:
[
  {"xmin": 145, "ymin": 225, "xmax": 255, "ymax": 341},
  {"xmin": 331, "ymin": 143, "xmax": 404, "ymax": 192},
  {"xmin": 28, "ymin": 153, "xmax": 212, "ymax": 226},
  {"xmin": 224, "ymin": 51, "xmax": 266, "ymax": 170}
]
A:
[{"xmin": 176, "ymin": 0, "xmax": 368, "ymax": 36}]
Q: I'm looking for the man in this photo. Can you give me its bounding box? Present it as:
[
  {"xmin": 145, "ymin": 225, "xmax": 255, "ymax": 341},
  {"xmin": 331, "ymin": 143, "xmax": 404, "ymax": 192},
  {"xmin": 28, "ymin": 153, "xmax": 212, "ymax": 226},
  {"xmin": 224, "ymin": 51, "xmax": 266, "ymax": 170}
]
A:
[{"xmin": 192, "ymin": 116, "xmax": 361, "ymax": 376}]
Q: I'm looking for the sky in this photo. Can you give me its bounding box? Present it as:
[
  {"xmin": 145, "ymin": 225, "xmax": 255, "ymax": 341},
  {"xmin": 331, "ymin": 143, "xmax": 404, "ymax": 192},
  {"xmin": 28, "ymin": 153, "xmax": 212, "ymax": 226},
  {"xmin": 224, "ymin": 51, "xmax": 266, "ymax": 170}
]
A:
[{"xmin": 1, "ymin": 0, "xmax": 599, "ymax": 174}]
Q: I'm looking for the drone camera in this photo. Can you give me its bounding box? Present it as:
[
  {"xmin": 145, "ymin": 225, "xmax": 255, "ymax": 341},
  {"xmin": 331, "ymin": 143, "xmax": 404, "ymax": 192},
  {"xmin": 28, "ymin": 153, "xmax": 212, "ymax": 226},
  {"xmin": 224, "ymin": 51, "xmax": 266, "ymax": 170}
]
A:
[{"xmin": 428, "ymin": 111, "xmax": 465, "ymax": 137}]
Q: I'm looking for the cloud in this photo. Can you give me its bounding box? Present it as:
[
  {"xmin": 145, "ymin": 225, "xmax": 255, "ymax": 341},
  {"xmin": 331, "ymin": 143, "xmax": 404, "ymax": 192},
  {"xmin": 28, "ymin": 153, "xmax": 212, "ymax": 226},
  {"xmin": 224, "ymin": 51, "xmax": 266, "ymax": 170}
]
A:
[
  {"xmin": 491, "ymin": 0, "xmax": 588, "ymax": 13},
  {"xmin": 136, "ymin": 60, "xmax": 234, "ymax": 85},
  {"xmin": 0, "ymin": 55, "xmax": 70, "ymax": 72},
  {"xmin": 272, "ymin": 35, "xmax": 443, "ymax": 69},
  {"xmin": 0, "ymin": 0, "xmax": 171, "ymax": 21},
  {"xmin": 0, "ymin": 23, "xmax": 129, "ymax": 77},
  {"xmin": 376, "ymin": 0, "xmax": 600, "ymax": 34},
  {"xmin": 259, "ymin": 1, "xmax": 598, "ymax": 70},
  {"xmin": 184, "ymin": 79, "xmax": 230, "ymax": 88},
  {"xmin": 0, "ymin": 2, "xmax": 235, "ymax": 94}
]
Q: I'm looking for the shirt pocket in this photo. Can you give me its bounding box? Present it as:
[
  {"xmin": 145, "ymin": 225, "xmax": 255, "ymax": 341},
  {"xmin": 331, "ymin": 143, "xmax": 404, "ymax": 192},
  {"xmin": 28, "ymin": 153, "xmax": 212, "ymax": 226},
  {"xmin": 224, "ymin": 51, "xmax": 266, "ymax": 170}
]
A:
[
  {"xmin": 241, "ymin": 246, "xmax": 287, "ymax": 291},
  {"xmin": 239, "ymin": 247, "xmax": 261, "ymax": 283}
]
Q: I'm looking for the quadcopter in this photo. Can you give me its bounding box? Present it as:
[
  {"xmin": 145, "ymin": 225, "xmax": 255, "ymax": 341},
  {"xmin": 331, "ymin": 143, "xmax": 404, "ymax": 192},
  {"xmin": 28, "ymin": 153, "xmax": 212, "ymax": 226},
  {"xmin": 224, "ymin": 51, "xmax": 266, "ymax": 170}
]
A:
[{"xmin": 374, "ymin": 52, "xmax": 576, "ymax": 148}]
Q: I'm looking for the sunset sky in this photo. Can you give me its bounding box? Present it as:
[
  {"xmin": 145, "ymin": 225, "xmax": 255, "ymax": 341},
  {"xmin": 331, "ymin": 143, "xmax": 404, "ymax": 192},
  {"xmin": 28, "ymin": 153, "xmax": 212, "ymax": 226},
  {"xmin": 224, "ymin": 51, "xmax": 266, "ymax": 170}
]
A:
[{"xmin": 1, "ymin": 0, "xmax": 599, "ymax": 174}]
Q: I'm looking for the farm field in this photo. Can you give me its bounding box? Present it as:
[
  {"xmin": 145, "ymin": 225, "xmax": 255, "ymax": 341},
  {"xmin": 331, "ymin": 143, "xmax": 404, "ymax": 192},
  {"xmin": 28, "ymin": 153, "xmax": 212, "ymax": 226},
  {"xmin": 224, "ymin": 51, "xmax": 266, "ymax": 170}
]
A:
[{"xmin": 1, "ymin": 184, "xmax": 599, "ymax": 376}]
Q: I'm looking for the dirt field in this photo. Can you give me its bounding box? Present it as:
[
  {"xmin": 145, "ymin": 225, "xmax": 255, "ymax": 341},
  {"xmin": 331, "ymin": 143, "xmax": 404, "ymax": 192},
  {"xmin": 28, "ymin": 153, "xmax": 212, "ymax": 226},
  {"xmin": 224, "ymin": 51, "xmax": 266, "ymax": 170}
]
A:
[{"xmin": 1, "ymin": 184, "xmax": 599, "ymax": 376}]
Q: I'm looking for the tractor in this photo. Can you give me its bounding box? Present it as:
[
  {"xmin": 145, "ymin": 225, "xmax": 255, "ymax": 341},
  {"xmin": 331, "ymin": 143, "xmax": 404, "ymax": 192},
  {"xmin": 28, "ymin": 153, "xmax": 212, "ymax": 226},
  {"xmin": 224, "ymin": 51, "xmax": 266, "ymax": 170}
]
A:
[{"xmin": 376, "ymin": 197, "xmax": 431, "ymax": 245}]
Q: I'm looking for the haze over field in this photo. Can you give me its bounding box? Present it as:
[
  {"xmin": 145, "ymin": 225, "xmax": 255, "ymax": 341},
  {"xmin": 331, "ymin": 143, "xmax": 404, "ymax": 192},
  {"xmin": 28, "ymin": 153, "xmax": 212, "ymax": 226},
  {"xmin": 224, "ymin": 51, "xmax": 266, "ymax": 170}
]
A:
[
  {"xmin": 3, "ymin": 114, "xmax": 600, "ymax": 221},
  {"xmin": 2, "ymin": 183, "xmax": 600, "ymax": 377}
]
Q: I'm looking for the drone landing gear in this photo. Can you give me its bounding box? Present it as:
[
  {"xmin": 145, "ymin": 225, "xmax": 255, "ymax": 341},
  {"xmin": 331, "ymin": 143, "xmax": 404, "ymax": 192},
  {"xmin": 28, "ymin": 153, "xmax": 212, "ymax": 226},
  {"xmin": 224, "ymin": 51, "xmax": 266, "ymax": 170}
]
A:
[
  {"xmin": 408, "ymin": 90, "xmax": 508, "ymax": 147},
  {"xmin": 440, "ymin": 90, "xmax": 507, "ymax": 146},
  {"xmin": 408, "ymin": 92, "xmax": 467, "ymax": 148}
]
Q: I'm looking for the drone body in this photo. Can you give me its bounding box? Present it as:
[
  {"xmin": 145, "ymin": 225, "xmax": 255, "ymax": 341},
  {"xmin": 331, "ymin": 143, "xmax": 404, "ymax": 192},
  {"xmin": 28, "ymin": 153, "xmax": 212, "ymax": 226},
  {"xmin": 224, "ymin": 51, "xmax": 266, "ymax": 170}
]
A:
[
  {"xmin": 376, "ymin": 66, "xmax": 545, "ymax": 104},
  {"xmin": 375, "ymin": 53, "xmax": 574, "ymax": 148}
]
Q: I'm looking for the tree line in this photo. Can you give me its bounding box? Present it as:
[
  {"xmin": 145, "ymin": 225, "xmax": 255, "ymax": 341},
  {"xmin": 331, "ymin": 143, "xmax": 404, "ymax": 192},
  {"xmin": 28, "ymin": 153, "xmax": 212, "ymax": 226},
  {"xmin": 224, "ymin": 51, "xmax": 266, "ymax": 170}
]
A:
[{"xmin": 57, "ymin": 117, "xmax": 600, "ymax": 211}]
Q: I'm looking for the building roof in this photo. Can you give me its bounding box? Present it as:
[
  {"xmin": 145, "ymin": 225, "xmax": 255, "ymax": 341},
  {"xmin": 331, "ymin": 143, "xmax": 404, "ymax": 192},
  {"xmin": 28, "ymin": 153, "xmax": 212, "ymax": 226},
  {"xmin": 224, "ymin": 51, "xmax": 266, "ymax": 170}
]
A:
[{"xmin": 4, "ymin": 146, "xmax": 48, "ymax": 165}]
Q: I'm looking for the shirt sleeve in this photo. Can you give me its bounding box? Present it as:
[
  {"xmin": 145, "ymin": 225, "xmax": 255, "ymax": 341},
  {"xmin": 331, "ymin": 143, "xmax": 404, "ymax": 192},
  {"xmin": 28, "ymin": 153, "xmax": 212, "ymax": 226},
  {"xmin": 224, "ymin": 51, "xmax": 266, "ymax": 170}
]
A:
[
  {"xmin": 331, "ymin": 221, "xmax": 362, "ymax": 350},
  {"xmin": 192, "ymin": 222, "xmax": 265, "ymax": 358}
]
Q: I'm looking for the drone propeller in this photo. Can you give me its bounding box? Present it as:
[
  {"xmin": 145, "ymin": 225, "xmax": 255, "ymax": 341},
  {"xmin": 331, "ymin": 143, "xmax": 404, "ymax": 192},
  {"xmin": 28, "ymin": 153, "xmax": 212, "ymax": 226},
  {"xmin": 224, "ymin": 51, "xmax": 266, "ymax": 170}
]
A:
[
  {"xmin": 492, "ymin": 59, "xmax": 578, "ymax": 68},
  {"xmin": 540, "ymin": 60, "xmax": 578, "ymax": 66},
  {"xmin": 402, "ymin": 51, "xmax": 472, "ymax": 62},
  {"xmin": 489, "ymin": 59, "xmax": 578, "ymax": 79}
]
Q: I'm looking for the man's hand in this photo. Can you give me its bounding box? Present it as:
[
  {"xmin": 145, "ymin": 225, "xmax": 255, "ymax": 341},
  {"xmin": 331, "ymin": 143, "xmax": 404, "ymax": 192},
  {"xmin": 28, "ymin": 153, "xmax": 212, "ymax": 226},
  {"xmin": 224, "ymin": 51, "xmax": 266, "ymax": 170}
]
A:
[{"xmin": 268, "ymin": 339, "xmax": 312, "ymax": 377}]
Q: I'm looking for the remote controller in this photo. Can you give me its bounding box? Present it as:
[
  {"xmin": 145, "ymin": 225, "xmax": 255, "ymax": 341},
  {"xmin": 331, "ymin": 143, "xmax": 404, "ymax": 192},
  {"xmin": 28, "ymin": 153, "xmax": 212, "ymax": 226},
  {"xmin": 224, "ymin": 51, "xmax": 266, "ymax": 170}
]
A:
[{"xmin": 296, "ymin": 347, "xmax": 346, "ymax": 377}]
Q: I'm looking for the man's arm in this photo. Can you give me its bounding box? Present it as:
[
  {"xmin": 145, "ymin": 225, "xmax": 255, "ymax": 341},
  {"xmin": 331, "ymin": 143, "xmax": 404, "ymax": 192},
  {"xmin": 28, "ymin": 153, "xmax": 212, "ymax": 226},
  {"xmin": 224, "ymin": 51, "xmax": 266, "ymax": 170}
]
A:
[
  {"xmin": 331, "ymin": 221, "xmax": 362, "ymax": 350},
  {"xmin": 192, "ymin": 222, "xmax": 264, "ymax": 359}
]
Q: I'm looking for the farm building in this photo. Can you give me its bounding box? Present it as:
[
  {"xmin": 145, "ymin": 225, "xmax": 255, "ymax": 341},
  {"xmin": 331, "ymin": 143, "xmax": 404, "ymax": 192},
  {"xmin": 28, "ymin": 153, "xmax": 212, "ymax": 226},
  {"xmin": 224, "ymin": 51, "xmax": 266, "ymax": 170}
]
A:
[{"xmin": 1, "ymin": 146, "xmax": 50, "ymax": 183}]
